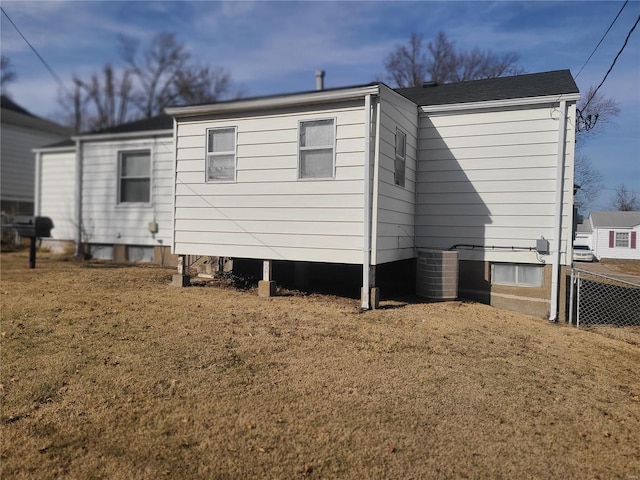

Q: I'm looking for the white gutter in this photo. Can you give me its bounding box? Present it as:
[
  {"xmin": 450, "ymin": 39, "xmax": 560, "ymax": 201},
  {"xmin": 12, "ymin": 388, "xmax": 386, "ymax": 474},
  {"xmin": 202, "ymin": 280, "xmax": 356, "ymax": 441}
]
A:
[
  {"xmin": 549, "ymin": 100, "xmax": 568, "ymax": 321},
  {"xmin": 74, "ymin": 139, "xmax": 84, "ymax": 257},
  {"xmin": 167, "ymin": 85, "xmax": 380, "ymax": 118},
  {"xmin": 34, "ymin": 151, "xmax": 42, "ymax": 216},
  {"xmin": 362, "ymin": 94, "xmax": 373, "ymax": 310},
  {"xmin": 419, "ymin": 93, "xmax": 580, "ymax": 114}
]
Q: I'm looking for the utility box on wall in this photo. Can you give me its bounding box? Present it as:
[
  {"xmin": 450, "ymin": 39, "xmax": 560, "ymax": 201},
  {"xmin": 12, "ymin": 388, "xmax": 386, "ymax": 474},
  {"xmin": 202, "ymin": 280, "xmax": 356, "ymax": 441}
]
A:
[{"xmin": 416, "ymin": 249, "xmax": 459, "ymax": 300}]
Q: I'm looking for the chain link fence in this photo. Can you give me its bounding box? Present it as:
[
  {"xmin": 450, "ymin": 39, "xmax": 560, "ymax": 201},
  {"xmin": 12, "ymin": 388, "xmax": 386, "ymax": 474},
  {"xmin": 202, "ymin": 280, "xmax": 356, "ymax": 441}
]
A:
[{"xmin": 569, "ymin": 268, "xmax": 640, "ymax": 328}]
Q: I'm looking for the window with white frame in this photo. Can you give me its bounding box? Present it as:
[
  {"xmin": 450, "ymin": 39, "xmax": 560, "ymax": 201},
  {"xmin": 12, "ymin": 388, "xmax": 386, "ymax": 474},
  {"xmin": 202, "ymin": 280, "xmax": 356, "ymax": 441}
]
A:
[
  {"xmin": 207, "ymin": 127, "xmax": 236, "ymax": 182},
  {"xmin": 299, "ymin": 119, "xmax": 335, "ymax": 179},
  {"xmin": 615, "ymin": 232, "xmax": 630, "ymax": 248},
  {"xmin": 119, "ymin": 150, "xmax": 151, "ymax": 203},
  {"xmin": 394, "ymin": 128, "xmax": 406, "ymax": 187},
  {"xmin": 492, "ymin": 263, "xmax": 543, "ymax": 287}
]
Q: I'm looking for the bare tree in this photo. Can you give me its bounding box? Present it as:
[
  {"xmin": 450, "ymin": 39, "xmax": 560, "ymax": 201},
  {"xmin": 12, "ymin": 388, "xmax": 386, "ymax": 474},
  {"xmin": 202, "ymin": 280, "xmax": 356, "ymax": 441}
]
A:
[
  {"xmin": 1, "ymin": 55, "xmax": 16, "ymax": 90},
  {"xmin": 58, "ymin": 32, "xmax": 235, "ymax": 131},
  {"xmin": 58, "ymin": 65, "xmax": 134, "ymax": 132},
  {"xmin": 612, "ymin": 184, "xmax": 639, "ymax": 211},
  {"xmin": 383, "ymin": 33, "xmax": 429, "ymax": 88},
  {"xmin": 572, "ymin": 87, "xmax": 621, "ymax": 213},
  {"xmin": 573, "ymin": 154, "xmax": 604, "ymax": 213},
  {"xmin": 383, "ymin": 31, "xmax": 523, "ymax": 87},
  {"xmin": 576, "ymin": 86, "xmax": 621, "ymax": 139},
  {"xmin": 120, "ymin": 32, "xmax": 233, "ymax": 117}
]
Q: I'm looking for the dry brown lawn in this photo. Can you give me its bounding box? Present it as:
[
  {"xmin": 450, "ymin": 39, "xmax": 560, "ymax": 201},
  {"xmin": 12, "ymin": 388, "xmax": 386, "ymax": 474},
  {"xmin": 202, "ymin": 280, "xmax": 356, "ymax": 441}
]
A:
[{"xmin": 1, "ymin": 251, "xmax": 639, "ymax": 479}]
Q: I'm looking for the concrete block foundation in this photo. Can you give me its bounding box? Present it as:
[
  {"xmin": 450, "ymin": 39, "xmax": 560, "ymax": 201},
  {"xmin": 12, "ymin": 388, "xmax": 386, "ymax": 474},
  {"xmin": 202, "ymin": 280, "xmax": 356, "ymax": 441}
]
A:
[{"xmin": 258, "ymin": 280, "xmax": 276, "ymax": 297}]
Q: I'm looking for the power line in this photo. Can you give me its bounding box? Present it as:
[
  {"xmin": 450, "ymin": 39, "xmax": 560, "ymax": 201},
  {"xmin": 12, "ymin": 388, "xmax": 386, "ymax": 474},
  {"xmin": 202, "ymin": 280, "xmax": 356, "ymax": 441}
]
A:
[
  {"xmin": 575, "ymin": 0, "xmax": 628, "ymax": 80},
  {"xmin": 1, "ymin": 6, "xmax": 70, "ymax": 96},
  {"xmin": 581, "ymin": 13, "xmax": 640, "ymax": 114}
]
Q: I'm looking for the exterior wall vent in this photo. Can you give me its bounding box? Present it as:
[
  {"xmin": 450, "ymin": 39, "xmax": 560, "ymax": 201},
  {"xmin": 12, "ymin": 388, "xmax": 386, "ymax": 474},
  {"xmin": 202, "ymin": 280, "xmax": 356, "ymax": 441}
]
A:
[{"xmin": 416, "ymin": 249, "xmax": 459, "ymax": 300}]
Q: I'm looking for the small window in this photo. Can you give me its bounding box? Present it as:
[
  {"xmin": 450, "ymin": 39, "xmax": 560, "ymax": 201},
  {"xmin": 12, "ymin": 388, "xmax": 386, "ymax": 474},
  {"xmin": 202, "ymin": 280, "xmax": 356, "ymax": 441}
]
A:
[
  {"xmin": 207, "ymin": 127, "xmax": 236, "ymax": 182},
  {"xmin": 119, "ymin": 150, "xmax": 151, "ymax": 203},
  {"xmin": 299, "ymin": 119, "xmax": 335, "ymax": 179},
  {"xmin": 394, "ymin": 129, "xmax": 406, "ymax": 187},
  {"xmin": 492, "ymin": 263, "xmax": 543, "ymax": 287},
  {"xmin": 615, "ymin": 232, "xmax": 630, "ymax": 248}
]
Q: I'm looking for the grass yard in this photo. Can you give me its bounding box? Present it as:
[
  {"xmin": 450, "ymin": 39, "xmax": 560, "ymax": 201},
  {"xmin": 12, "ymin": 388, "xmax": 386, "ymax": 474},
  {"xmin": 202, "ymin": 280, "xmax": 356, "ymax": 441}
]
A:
[{"xmin": 1, "ymin": 251, "xmax": 639, "ymax": 479}]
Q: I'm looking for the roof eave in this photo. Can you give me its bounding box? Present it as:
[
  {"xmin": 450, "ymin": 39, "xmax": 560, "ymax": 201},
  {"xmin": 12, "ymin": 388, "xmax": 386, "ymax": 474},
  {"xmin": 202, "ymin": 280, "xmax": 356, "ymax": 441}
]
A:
[
  {"xmin": 419, "ymin": 93, "xmax": 581, "ymax": 113},
  {"xmin": 166, "ymin": 85, "xmax": 381, "ymax": 118},
  {"xmin": 71, "ymin": 128, "xmax": 173, "ymax": 142}
]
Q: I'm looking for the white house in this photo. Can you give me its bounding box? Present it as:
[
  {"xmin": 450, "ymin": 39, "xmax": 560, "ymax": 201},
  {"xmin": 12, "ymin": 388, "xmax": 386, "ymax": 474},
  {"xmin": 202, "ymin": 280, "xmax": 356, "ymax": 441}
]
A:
[
  {"xmin": 35, "ymin": 116, "xmax": 176, "ymax": 263},
  {"xmin": 581, "ymin": 211, "xmax": 640, "ymax": 260},
  {"xmin": 1, "ymin": 95, "xmax": 70, "ymax": 214},
  {"xmin": 167, "ymin": 70, "xmax": 579, "ymax": 319},
  {"xmin": 36, "ymin": 70, "xmax": 579, "ymax": 319}
]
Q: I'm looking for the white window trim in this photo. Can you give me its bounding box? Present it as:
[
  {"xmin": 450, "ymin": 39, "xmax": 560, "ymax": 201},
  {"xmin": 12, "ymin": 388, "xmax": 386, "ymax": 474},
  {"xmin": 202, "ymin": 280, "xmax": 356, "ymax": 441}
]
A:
[
  {"xmin": 206, "ymin": 126, "xmax": 237, "ymax": 183},
  {"xmin": 614, "ymin": 231, "xmax": 630, "ymax": 248},
  {"xmin": 394, "ymin": 128, "xmax": 407, "ymax": 187},
  {"xmin": 297, "ymin": 118, "xmax": 336, "ymax": 180},
  {"xmin": 491, "ymin": 263, "xmax": 544, "ymax": 287},
  {"xmin": 117, "ymin": 149, "xmax": 152, "ymax": 206}
]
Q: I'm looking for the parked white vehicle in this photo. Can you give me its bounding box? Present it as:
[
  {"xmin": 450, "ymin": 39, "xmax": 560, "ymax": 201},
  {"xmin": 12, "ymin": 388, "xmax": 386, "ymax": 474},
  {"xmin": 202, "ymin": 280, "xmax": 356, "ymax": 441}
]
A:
[{"xmin": 573, "ymin": 245, "xmax": 595, "ymax": 262}]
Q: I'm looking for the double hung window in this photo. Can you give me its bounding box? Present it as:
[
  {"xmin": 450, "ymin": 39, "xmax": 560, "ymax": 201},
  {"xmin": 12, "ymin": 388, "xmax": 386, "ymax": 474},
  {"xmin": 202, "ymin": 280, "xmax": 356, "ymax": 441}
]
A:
[
  {"xmin": 299, "ymin": 119, "xmax": 335, "ymax": 179},
  {"xmin": 394, "ymin": 129, "xmax": 406, "ymax": 187},
  {"xmin": 119, "ymin": 150, "xmax": 151, "ymax": 203},
  {"xmin": 615, "ymin": 232, "xmax": 630, "ymax": 248},
  {"xmin": 207, "ymin": 127, "xmax": 236, "ymax": 182}
]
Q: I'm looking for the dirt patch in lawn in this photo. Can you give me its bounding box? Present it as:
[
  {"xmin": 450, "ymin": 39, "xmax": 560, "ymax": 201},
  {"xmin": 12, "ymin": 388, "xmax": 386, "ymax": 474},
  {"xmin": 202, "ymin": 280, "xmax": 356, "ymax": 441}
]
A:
[{"xmin": 1, "ymin": 251, "xmax": 639, "ymax": 479}]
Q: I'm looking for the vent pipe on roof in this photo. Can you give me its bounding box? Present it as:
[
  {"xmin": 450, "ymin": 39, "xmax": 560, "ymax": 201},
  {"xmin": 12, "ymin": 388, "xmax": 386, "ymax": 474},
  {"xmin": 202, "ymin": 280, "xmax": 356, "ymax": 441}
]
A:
[{"xmin": 315, "ymin": 70, "xmax": 325, "ymax": 91}]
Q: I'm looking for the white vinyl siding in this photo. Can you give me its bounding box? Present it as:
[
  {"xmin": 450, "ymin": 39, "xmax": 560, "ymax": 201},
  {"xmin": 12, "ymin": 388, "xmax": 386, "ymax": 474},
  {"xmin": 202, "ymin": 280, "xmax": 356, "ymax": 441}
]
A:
[
  {"xmin": 592, "ymin": 226, "xmax": 640, "ymax": 260},
  {"xmin": 82, "ymin": 136, "xmax": 173, "ymax": 246},
  {"xmin": 38, "ymin": 149, "xmax": 77, "ymax": 240},
  {"xmin": 415, "ymin": 103, "xmax": 576, "ymax": 265},
  {"xmin": 174, "ymin": 101, "xmax": 366, "ymax": 264},
  {"xmin": 372, "ymin": 86, "xmax": 418, "ymax": 265},
  {"xmin": 207, "ymin": 127, "xmax": 236, "ymax": 182},
  {"xmin": 299, "ymin": 119, "xmax": 335, "ymax": 179}
]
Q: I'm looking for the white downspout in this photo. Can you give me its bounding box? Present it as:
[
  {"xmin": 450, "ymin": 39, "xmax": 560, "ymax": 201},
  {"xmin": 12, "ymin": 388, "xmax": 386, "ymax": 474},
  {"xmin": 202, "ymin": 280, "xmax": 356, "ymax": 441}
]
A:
[
  {"xmin": 34, "ymin": 151, "xmax": 42, "ymax": 216},
  {"xmin": 550, "ymin": 100, "xmax": 567, "ymax": 321},
  {"xmin": 74, "ymin": 139, "xmax": 83, "ymax": 257},
  {"xmin": 362, "ymin": 94, "xmax": 373, "ymax": 309}
]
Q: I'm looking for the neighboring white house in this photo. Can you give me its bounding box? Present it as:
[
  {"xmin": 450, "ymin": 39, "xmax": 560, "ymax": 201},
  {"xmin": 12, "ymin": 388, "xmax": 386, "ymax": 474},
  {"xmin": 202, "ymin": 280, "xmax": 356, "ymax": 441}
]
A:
[
  {"xmin": 35, "ymin": 115, "xmax": 176, "ymax": 263},
  {"xmin": 37, "ymin": 69, "xmax": 579, "ymax": 319},
  {"xmin": 167, "ymin": 70, "xmax": 579, "ymax": 319},
  {"xmin": 1, "ymin": 95, "xmax": 71, "ymax": 214},
  {"xmin": 579, "ymin": 211, "xmax": 640, "ymax": 260}
]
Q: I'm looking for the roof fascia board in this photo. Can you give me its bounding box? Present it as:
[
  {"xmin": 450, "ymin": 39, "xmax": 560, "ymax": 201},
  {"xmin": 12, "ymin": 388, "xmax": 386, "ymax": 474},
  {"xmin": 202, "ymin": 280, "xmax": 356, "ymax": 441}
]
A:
[
  {"xmin": 166, "ymin": 85, "xmax": 381, "ymax": 117},
  {"xmin": 33, "ymin": 145, "xmax": 76, "ymax": 153},
  {"xmin": 419, "ymin": 93, "xmax": 581, "ymax": 113},
  {"xmin": 72, "ymin": 129, "xmax": 173, "ymax": 142}
]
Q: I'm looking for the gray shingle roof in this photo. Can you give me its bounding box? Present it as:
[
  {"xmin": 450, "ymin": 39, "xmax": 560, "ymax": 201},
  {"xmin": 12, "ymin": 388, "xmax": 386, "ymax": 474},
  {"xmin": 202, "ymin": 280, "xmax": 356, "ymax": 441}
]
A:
[
  {"xmin": 395, "ymin": 70, "xmax": 578, "ymax": 107},
  {"xmin": 1, "ymin": 94, "xmax": 34, "ymax": 117},
  {"xmin": 83, "ymin": 114, "xmax": 173, "ymax": 135},
  {"xmin": 590, "ymin": 211, "xmax": 640, "ymax": 228}
]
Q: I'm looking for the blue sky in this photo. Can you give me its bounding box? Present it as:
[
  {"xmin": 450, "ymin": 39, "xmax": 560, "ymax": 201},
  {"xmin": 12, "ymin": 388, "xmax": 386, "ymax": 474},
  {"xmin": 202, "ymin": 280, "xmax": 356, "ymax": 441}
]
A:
[{"xmin": 2, "ymin": 0, "xmax": 638, "ymax": 212}]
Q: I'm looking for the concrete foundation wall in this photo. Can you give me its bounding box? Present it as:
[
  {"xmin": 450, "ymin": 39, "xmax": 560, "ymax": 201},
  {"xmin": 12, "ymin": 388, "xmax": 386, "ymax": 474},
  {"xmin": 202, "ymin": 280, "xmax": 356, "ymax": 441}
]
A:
[{"xmin": 458, "ymin": 260, "xmax": 569, "ymax": 319}]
